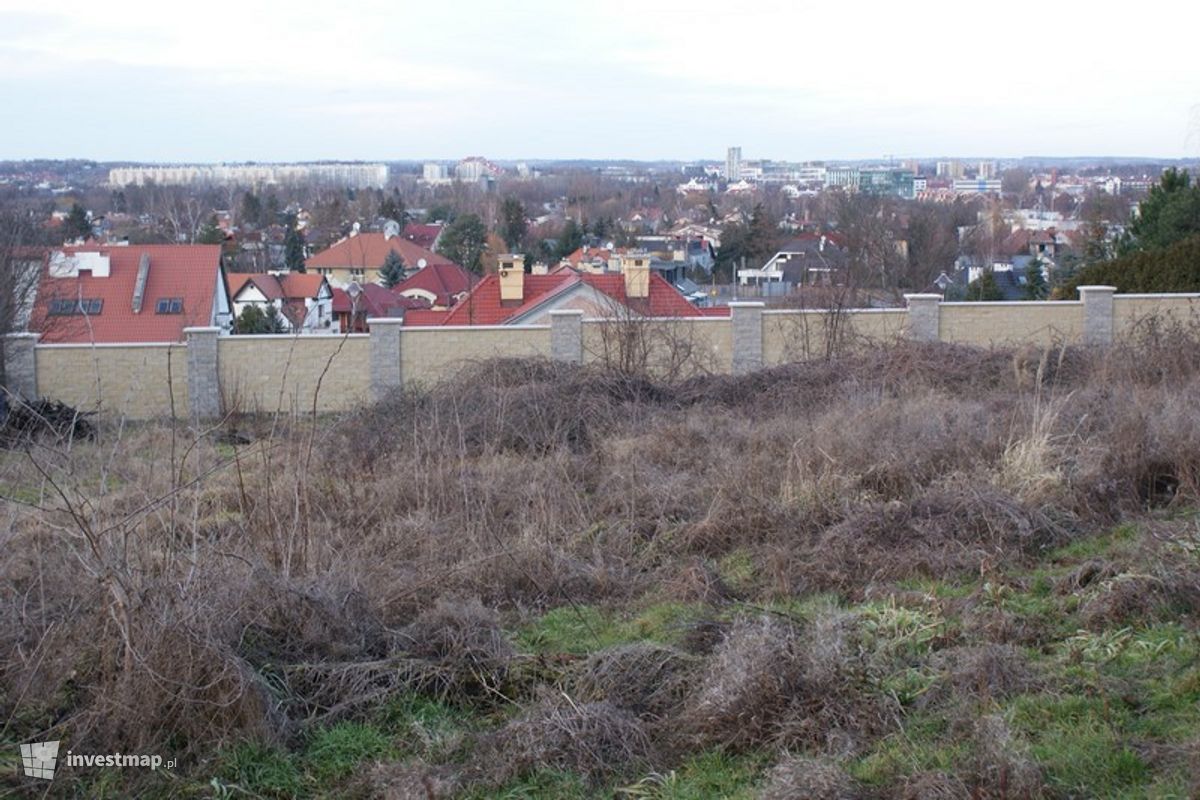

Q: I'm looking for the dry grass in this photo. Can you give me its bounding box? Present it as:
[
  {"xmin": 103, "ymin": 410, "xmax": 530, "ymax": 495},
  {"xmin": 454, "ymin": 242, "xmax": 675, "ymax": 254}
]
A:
[
  {"xmin": 758, "ymin": 754, "xmax": 863, "ymax": 800},
  {"xmin": 3, "ymin": 330, "xmax": 1200, "ymax": 792}
]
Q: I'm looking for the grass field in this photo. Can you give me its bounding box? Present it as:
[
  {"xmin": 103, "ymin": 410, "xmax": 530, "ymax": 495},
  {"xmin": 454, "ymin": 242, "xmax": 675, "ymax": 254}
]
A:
[{"xmin": 2, "ymin": 331, "xmax": 1199, "ymax": 798}]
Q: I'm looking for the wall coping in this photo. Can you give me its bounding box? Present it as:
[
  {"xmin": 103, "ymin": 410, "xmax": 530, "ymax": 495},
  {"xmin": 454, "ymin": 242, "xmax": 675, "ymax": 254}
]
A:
[
  {"xmin": 903, "ymin": 293, "xmax": 943, "ymax": 302},
  {"xmin": 1076, "ymin": 285, "xmax": 1118, "ymax": 292},
  {"xmin": 1114, "ymin": 293, "xmax": 1200, "ymax": 300},
  {"xmin": 36, "ymin": 341, "xmax": 185, "ymax": 349},
  {"xmin": 727, "ymin": 301, "xmax": 767, "ymax": 308},
  {"xmin": 548, "ymin": 309, "xmax": 585, "ymax": 317},
  {"xmin": 581, "ymin": 316, "xmax": 730, "ymax": 324},
  {"xmin": 399, "ymin": 324, "xmax": 551, "ymax": 332},
  {"xmin": 941, "ymin": 300, "xmax": 1083, "ymax": 308},
  {"xmin": 222, "ymin": 333, "xmax": 370, "ymax": 341},
  {"xmin": 182, "ymin": 326, "xmax": 222, "ymax": 334},
  {"xmin": 4, "ymin": 332, "xmax": 40, "ymax": 340},
  {"xmin": 364, "ymin": 317, "xmax": 406, "ymax": 326},
  {"xmin": 761, "ymin": 307, "xmax": 906, "ymax": 316}
]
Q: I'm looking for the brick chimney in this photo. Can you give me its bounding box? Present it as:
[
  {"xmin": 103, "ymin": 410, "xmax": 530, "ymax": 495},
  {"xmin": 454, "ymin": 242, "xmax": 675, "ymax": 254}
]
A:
[
  {"xmin": 622, "ymin": 253, "xmax": 650, "ymax": 299},
  {"xmin": 499, "ymin": 254, "xmax": 525, "ymax": 302}
]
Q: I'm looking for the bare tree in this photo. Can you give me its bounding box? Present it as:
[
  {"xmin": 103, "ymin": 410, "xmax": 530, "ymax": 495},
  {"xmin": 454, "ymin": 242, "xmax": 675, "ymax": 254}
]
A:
[{"xmin": 0, "ymin": 200, "xmax": 47, "ymax": 391}]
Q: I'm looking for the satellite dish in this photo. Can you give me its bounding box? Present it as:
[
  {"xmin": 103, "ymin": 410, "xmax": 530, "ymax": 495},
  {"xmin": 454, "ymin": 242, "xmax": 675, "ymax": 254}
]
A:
[{"xmin": 417, "ymin": 258, "xmax": 427, "ymax": 268}]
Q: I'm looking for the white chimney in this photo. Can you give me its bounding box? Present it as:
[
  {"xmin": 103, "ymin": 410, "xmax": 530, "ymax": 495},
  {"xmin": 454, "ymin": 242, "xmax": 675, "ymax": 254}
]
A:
[{"xmin": 498, "ymin": 254, "xmax": 525, "ymax": 302}]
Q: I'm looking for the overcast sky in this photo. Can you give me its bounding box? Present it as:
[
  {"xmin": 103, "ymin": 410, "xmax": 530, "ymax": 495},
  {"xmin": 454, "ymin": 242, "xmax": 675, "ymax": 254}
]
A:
[{"xmin": 1, "ymin": 0, "xmax": 1198, "ymax": 163}]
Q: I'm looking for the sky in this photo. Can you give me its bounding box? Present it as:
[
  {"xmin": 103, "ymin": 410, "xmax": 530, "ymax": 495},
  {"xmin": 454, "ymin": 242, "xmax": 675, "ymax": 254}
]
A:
[{"xmin": 1, "ymin": 0, "xmax": 1198, "ymax": 163}]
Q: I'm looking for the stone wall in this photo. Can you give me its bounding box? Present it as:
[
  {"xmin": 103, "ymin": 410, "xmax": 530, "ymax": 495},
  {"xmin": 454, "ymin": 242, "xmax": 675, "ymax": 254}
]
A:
[{"xmin": 28, "ymin": 288, "xmax": 1200, "ymax": 420}]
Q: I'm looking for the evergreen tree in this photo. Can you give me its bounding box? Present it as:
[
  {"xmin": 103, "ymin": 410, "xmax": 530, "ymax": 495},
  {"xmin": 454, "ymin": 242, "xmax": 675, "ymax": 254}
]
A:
[
  {"xmin": 234, "ymin": 304, "xmax": 286, "ymax": 334},
  {"xmin": 196, "ymin": 214, "xmax": 225, "ymax": 245},
  {"xmin": 1120, "ymin": 168, "xmax": 1200, "ymax": 255},
  {"xmin": 379, "ymin": 250, "xmax": 406, "ymax": 288},
  {"xmin": 283, "ymin": 214, "xmax": 306, "ymax": 273},
  {"xmin": 438, "ymin": 213, "xmax": 488, "ymax": 272},
  {"xmin": 1024, "ymin": 257, "xmax": 1048, "ymax": 300},
  {"xmin": 379, "ymin": 194, "xmax": 407, "ymax": 226},
  {"xmin": 499, "ymin": 197, "xmax": 527, "ymax": 250},
  {"xmin": 554, "ymin": 218, "xmax": 584, "ymax": 260},
  {"xmin": 240, "ymin": 192, "xmax": 263, "ymax": 227},
  {"xmin": 966, "ymin": 269, "xmax": 1004, "ymax": 301},
  {"xmin": 63, "ymin": 203, "xmax": 91, "ymax": 241}
]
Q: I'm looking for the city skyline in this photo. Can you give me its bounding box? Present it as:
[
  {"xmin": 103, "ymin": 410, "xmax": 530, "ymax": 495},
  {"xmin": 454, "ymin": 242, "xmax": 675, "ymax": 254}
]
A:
[{"xmin": 1, "ymin": 0, "xmax": 1198, "ymax": 162}]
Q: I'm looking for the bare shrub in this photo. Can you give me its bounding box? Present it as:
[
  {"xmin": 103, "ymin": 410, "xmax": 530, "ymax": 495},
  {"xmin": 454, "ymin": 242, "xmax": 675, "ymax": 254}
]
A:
[
  {"xmin": 1078, "ymin": 571, "xmax": 1200, "ymax": 630},
  {"xmin": 969, "ymin": 714, "xmax": 1044, "ymax": 799},
  {"xmin": 758, "ymin": 754, "xmax": 862, "ymax": 800},
  {"xmin": 900, "ymin": 770, "xmax": 971, "ymax": 799},
  {"xmin": 680, "ymin": 615, "xmax": 804, "ymax": 750},
  {"xmin": 569, "ymin": 642, "xmax": 696, "ymax": 719},
  {"xmin": 396, "ymin": 597, "xmax": 515, "ymax": 701},
  {"xmin": 474, "ymin": 696, "xmax": 653, "ymax": 786},
  {"xmin": 921, "ymin": 644, "xmax": 1038, "ymax": 708},
  {"xmin": 800, "ymin": 487, "xmax": 1069, "ymax": 593}
]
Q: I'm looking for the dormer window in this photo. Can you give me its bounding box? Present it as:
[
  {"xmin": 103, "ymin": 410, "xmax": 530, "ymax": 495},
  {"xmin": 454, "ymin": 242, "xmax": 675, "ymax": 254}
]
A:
[
  {"xmin": 48, "ymin": 298, "xmax": 103, "ymax": 315},
  {"xmin": 155, "ymin": 297, "xmax": 183, "ymax": 314}
]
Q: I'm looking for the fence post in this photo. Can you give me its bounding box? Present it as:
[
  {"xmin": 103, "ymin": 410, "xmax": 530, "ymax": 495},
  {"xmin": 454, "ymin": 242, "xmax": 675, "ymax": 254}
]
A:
[
  {"xmin": 729, "ymin": 301, "xmax": 765, "ymax": 374},
  {"xmin": 3, "ymin": 333, "xmax": 39, "ymax": 400},
  {"xmin": 1078, "ymin": 285, "xmax": 1116, "ymax": 345},
  {"xmin": 549, "ymin": 309, "xmax": 584, "ymax": 364},
  {"xmin": 903, "ymin": 293, "xmax": 942, "ymax": 342},
  {"xmin": 368, "ymin": 318, "xmax": 404, "ymax": 399},
  {"xmin": 184, "ymin": 326, "xmax": 221, "ymax": 420}
]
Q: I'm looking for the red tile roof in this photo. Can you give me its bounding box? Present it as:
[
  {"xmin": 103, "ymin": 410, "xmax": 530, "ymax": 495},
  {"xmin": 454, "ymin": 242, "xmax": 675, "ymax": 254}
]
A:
[
  {"xmin": 307, "ymin": 232, "xmax": 457, "ymax": 271},
  {"xmin": 405, "ymin": 271, "xmax": 716, "ymax": 326},
  {"xmin": 330, "ymin": 284, "xmax": 428, "ymax": 316},
  {"xmin": 402, "ymin": 223, "xmax": 443, "ymax": 251},
  {"xmin": 394, "ymin": 262, "xmax": 477, "ymax": 307},
  {"xmin": 228, "ymin": 272, "xmax": 329, "ymax": 302},
  {"xmin": 31, "ymin": 245, "xmax": 223, "ymax": 344}
]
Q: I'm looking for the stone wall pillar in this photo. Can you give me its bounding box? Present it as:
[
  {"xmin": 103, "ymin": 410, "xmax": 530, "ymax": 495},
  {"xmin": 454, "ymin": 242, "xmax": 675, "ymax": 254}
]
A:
[
  {"xmin": 184, "ymin": 326, "xmax": 221, "ymax": 420},
  {"xmin": 368, "ymin": 318, "xmax": 404, "ymax": 399},
  {"xmin": 549, "ymin": 310, "xmax": 584, "ymax": 364},
  {"xmin": 729, "ymin": 301, "xmax": 765, "ymax": 374},
  {"xmin": 1078, "ymin": 285, "xmax": 1116, "ymax": 345},
  {"xmin": 903, "ymin": 293, "xmax": 942, "ymax": 342},
  {"xmin": 3, "ymin": 333, "xmax": 39, "ymax": 400}
]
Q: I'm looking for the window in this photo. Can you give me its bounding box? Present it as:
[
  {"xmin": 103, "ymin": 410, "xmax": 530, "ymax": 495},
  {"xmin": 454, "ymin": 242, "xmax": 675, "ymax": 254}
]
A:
[
  {"xmin": 48, "ymin": 298, "xmax": 102, "ymax": 315},
  {"xmin": 155, "ymin": 297, "xmax": 183, "ymax": 314},
  {"xmin": 349, "ymin": 268, "xmax": 365, "ymax": 281}
]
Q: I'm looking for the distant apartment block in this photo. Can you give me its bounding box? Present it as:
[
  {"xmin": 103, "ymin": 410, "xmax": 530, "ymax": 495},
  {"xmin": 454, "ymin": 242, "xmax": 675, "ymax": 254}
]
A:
[
  {"xmin": 953, "ymin": 178, "xmax": 1003, "ymax": 195},
  {"xmin": 936, "ymin": 160, "xmax": 965, "ymax": 179},
  {"xmin": 422, "ymin": 163, "xmax": 451, "ymax": 184},
  {"xmin": 108, "ymin": 163, "xmax": 389, "ymax": 188},
  {"xmin": 725, "ymin": 146, "xmax": 742, "ymax": 181}
]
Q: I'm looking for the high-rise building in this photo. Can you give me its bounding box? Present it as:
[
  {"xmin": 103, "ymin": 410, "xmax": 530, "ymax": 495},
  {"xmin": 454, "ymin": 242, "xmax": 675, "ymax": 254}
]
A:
[
  {"xmin": 725, "ymin": 146, "xmax": 742, "ymax": 181},
  {"xmin": 977, "ymin": 160, "xmax": 997, "ymax": 180}
]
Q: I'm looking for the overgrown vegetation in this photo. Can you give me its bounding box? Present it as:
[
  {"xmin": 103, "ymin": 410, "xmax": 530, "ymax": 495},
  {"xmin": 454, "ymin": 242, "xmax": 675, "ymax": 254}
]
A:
[{"xmin": 3, "ymin": 325, "xmax": 1200, "ymax": 798}]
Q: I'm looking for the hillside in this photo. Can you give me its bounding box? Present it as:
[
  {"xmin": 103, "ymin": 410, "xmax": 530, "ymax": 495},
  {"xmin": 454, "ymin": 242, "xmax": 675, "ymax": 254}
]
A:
[{"xmin": 2, "ymin": 330, "xmax": 1200, "ymax": 798}]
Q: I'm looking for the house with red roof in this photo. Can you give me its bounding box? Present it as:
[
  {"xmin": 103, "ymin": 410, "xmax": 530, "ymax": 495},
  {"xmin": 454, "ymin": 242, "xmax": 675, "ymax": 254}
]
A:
[
  {"xmin": 401, "ymin": 222, "xmax": 444, "ymax": 251},
  {"xmin": 227, "ymin": 272, "xmax": 334, "ymax": 333},
  {"xmin": 405, "ymin": 254, "xmax": 724, "ymax": 327},
  {"xmin": 393, "ymin": 262, "xmax": 477, "ymax": 309},
  {"xmin": 30, "ymin": 245, "xmax": 231, "ymax": 344},
  {"xmin": 330, "ymin": 284, "xmax": 430, "ymax": 333},
  {"xmin": 306, "ymin": 225, "xmax": 461, "ymax": 288}
]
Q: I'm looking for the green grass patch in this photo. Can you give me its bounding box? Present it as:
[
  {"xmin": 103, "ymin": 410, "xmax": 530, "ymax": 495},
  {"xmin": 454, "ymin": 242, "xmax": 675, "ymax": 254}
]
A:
[
  {"xmin": 302, "ymin": 721, "xmax": 393, "ymax": 783},
  {"xmin": 215, "ymin": 741, "xmax": 303, "ymax": 798},
  {"xmin": 516, "ymin": 602, "xmax": 705, "ymax": 655}
]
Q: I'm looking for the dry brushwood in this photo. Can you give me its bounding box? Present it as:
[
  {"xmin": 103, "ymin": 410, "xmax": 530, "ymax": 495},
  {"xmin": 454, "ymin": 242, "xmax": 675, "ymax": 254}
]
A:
[
  {"xmin": 569, "ymin": 642, "xmax": 697, "ymax": 719},
  {"xmin": 758, "ymin": 754, "xmax": 863, "ymax": 800},
  {"xmin": 472, "ymin": 696, "xmax": 653, "ymax": 787}
]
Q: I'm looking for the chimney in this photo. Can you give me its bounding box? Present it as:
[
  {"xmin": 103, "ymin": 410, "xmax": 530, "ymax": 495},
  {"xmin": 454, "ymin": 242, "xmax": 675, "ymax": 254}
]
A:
[
  {"xmin": 531, "ymin": 261, "xmax": 549, "ymax": 275},
  {"xmin": 498, "ymin": 253, "xmax": 525, "ymax": 302},
  {"xmin": 623, "ymin": 254, "xmax": 650, "ymax": 299},
  {"xmin": 131, "ymin": 253, "xmax": 150, "ymax": 313}
]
